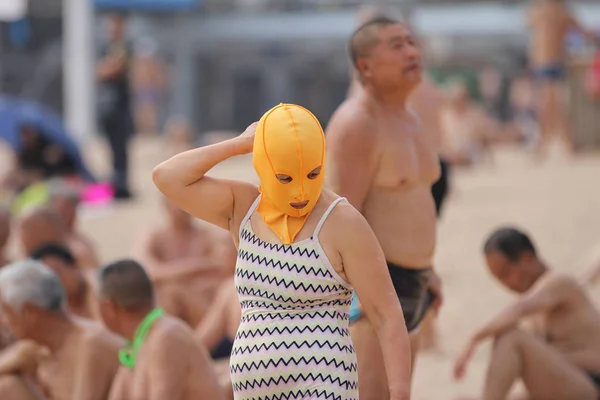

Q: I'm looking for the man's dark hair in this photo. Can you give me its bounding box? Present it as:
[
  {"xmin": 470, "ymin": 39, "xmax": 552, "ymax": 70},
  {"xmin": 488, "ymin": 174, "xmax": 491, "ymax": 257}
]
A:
[
  {"xmin": 98, "ymin": 259, "xmax": 154, "ymax": 310},
  {"xmin": 30, "ymin": 243, "xmax": 76, "ymax": 268},
  {"xmin": 483, "ymin": 227, "xmax": 537, "ymax": 262},
  {"xmin": 349, "ymin": 17, "xmax": 402, "ymax": 68}
]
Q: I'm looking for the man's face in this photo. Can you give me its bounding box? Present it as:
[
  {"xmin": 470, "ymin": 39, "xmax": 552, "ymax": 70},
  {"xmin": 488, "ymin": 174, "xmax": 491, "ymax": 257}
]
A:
[
  {"xmin": 485, "ymin": 250, "xmax": 535, "ymax": 293},
  {"xmin": 358, "ymin": 23, "xmax": 422, "ymax": 92},
  {"xmin": 51, "ymin": 196, "xmax": 77, "ymax": 230},
  {"xmin": 39, "ymin": 256, "xmax": 79, "ymax": 296},
  {"xmin": 0, "ymin": 299, "xmax": 32, "ymax": 339},
  {"xmin": 107, "ymin": 15, "xmax": 125, "ymax": 41}
]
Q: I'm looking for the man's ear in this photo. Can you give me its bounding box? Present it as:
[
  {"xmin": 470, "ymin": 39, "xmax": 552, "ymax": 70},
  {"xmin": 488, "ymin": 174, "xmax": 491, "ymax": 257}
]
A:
[{"xmin": 356, "ymin": 58, "xmax": 370, "ymax": 79}]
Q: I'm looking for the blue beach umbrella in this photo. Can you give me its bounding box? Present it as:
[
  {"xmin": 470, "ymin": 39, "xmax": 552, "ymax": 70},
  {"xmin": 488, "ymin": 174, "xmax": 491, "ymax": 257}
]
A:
[{"xmin": 0, "ymin": 96, "xmax": 96, "ymax": 182}]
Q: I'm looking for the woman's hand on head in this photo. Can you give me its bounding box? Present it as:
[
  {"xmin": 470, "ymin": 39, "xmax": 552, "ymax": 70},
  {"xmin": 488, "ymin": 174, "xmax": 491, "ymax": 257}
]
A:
[{"xmin": 236, "ymin": 122, "xmax": 258, "ymax": 154}]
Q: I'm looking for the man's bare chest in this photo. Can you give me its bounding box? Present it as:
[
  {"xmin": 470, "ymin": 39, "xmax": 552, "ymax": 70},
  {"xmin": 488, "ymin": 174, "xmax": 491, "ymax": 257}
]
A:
[
  {"xmin": 376, "ymin": 123, "xmax": 440, "ymax": 187},
  {"xmin": 155, "ymin": 231, "xmax": 210, "ymax": 261},
  {"xmin": 37, "ymin": 352, "xmax": 78, "ymax": 400}
]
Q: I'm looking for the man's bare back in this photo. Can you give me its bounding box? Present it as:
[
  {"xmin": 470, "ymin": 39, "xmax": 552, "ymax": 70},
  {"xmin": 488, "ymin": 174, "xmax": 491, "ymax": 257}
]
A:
[
  {"xmin": 110, "ymin": 316, "xmax": 223, "ymax": 400},
  {"xmin": 328, "ymin": 94, "xmax": 439, "ymax": 268},
  {"xmin": 35, "ymin": 320, "xmax": 123, "ymax": 400}
]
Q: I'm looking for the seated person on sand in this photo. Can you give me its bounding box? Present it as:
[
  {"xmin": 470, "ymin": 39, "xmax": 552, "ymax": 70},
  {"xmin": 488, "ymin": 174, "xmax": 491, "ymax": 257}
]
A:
[
  {"xmin": 0, "ymin": 260, "xmax": 123, "ymax": 400},
  {"xmin": 97, "ymin": 259, "xmax": 224, "ymax": 400},
  {"xmin": 195, "ymin": 278, "xmax": 240, "ymax": 398},
  {"xmin": 2, "ymin": 124, "xmax": 78, "ymax": 194},
  {"xmin": 134, "ymin": 197, "xmax": 237, "ymax": 326},
  {"xmin": 0, "ymin": 208, "xmax": 11, "ymax": 267},
  {"xmin": 18, "ymin": 206, "xmax": 97, "ymax": 273},
  {"xmin": 30, "ymin": 243, "xmax": 98, "ymax": 320},
  {"xmin": 0, "ymin": 209, "xmax": 16, "ymax": 350},
  {"xmin": 454, "ymin": 227, "xmax": 600, "ymax": 400},
  {"xmin": 441, "ymin": 80, "xmax": 500, "ymax": 166},
  {"xmin": 48, "ymin": 180, "xmax": 100, "ymax": 269}
]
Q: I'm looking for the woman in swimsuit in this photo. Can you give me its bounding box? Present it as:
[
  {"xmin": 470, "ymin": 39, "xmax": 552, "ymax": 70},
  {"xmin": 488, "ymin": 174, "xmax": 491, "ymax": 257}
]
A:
[{"xmin": 153, "ymin": 103, "xmax": 412, "ymax": 400}]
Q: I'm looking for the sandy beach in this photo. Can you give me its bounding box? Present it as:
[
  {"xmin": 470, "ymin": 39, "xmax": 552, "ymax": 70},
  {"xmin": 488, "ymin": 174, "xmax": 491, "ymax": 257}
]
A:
[{"xmin": 13, "ymin": 135, "xmax": 598, "ymax": 400}]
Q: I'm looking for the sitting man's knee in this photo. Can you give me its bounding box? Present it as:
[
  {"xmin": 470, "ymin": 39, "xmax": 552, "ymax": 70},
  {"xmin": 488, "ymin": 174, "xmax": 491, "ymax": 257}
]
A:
[{"xmin": 493, "ymin": 328, "xmax": 526, "ymax": 349}]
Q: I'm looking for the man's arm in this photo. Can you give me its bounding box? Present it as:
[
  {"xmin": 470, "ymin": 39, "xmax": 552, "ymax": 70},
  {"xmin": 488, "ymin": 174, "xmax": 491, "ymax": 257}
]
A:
[
  {"xmin": 0, "ymin": 340, "xmax": 48, "ymax": 376},
  {"xmin": 133, "ymin": 232, "xmax": 227, "ymax": 282},
  {"xmin": 325, "ymin": 109, "xmax": 379, "ymax": 213},
  {"xmin": 336, "ymin": 204, "xmax": 411, "ymax": 400},
  {"xmin": 195, "ymin": 282, "xmax": 231, "ymax": 351},
  {"xmin": 471, "ymin": 274, "xmax": 573, "ymax": 344},
  {"xmin": 453, "ymin": 274, "xmax": 574, "ymax": 380}
]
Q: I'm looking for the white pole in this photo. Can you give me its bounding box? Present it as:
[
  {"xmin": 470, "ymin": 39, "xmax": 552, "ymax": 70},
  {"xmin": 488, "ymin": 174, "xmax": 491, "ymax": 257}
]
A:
[{"xmin": 63, "ymin": 0, "xmax": 95, "ymax": 143}]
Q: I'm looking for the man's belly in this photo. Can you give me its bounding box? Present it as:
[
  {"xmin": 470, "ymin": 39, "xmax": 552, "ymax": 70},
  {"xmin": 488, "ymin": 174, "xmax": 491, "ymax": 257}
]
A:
[
  {"xmin": 530, "ymin": 38, "xmax": 566, "ymax": 67},
  {"xmin": 363, "ymin": 186, "xmax": 437, "ymax": 267}
]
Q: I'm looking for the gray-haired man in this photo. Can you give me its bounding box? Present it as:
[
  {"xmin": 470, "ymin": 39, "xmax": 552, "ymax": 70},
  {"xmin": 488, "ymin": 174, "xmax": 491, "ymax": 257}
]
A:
[{"xmin": 0, "ymin": 260, "xmax": 122, "ymax": 399}]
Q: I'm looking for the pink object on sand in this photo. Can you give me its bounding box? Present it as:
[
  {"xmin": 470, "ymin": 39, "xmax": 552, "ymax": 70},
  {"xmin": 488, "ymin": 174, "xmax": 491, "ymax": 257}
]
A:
[{"xmin": 81, "ymin": 183, "xmax": 114, "ymax": 205}]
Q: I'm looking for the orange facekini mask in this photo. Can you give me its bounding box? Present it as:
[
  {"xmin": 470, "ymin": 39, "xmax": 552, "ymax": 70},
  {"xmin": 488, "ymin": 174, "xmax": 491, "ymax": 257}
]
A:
[{"xmin": 253, "ymin": 104, "xmax": 326, "ymax": 245}]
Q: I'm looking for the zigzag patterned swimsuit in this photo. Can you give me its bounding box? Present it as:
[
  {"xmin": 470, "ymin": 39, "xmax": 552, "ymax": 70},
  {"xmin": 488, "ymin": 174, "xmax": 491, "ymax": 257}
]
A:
[{"xmin": 230, "ymin": 195, "xmax": 358, "ymax": 400}]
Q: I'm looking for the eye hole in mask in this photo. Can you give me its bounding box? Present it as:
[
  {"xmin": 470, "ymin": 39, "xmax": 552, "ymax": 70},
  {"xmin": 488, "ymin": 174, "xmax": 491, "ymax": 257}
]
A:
[
  {"xmin": 307, "ymin": 166, "xmax": 322, "ymax": 180},
  {"xmin": 275, "ymin": 174, "xmax": 293, "ymax": 184},
  {"xmin": 276, "ymin": 165, "xmax": 322, "ymax": 184}
]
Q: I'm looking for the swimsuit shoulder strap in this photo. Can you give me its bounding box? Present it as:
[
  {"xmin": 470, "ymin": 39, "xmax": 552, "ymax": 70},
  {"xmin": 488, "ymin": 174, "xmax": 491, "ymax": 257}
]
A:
[
  {"xmin": 313, "ymin": 197, "xmax": 347, "ymax": 238},
  {"xmin": 238, "ymin": 194, "xmax": 261, "ymax": 237}
]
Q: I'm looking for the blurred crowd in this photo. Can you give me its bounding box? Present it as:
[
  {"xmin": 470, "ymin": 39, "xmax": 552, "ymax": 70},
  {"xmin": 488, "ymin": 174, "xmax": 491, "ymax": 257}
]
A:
[{"xmin": 0, "ymin": 1, "xmax": 599, "ymax": 399}]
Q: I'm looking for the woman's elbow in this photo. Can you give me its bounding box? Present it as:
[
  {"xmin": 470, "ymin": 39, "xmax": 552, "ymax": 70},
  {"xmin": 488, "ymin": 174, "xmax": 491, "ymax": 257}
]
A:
[{"xmin": 151, "ymin": 163, "xmax": 169, "ymax": 192}]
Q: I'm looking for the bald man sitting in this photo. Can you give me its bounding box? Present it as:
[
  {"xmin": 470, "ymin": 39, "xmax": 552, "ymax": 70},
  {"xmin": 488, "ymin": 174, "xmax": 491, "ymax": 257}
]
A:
[
  {"xmin": 134, "ymin": 197, "xmax": 237, "ymax": 327},
  {"xmin": 48, "ymin": 181, "xmax": 100, "ymax": 270},
  {"xmin": 97, "ymin": 259, "xmax": 224, "ymax": 400},
  {"xmin": 0, "ymin": 260, "xmax": 123, "ymax": 400},
  {"xmin": 17, "ymin": 206, "xmax": 96, "ymax": 273}
]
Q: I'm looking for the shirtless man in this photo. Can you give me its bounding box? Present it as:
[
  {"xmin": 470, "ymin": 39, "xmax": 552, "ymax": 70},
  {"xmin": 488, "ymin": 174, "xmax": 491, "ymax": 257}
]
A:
[
  {"xmin": 0, "ymin": 208, "xmax": 11, "ymax": 267},
  {"xmin": 30, "ymin": 243, "xmax": 97, "ymax": 319},
  {"xmin": 195, "ymin": 278, "xmax": 240, "ymax": 399},
  {"xmin": 440, "ymin": 81, "xmax": 498, "ymax": 166},
  {"xmin": 97, "ymin": 259, "xmax": 224, "ymax": 400},
  {"xmin": 349, "ymin": 8, "xmax": 450, "ymax": 217},
  {"xmin": 527, "ymin": 0, "xmax": 598, "ymax": 156},
  {"xmin": 326, "ymin": 18, "xmax": 442, "ymax": 399},
  {"xmin": 454, "ymin": 227, "xmax": 600, "ymax": 400},
  {"xmin": 134, "ymin": 197, "xmax": 236, "ymax": 326},
  {"xmin": 48, "ymin": 181, "xmax": 100, "ymax": 269},
  {"xmin": 0, "ymin": 260, "xmax": 123, "ymax": 400},
  {"xmin": 17, "ymin": 206, "xmax": 95, "ymax": 272}
]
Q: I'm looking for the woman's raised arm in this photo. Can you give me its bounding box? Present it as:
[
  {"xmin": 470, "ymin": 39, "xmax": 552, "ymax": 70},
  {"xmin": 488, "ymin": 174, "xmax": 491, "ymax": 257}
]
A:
[{"xmin": 152, "ymin": 123, "xmax": 259, "ymax": 233}]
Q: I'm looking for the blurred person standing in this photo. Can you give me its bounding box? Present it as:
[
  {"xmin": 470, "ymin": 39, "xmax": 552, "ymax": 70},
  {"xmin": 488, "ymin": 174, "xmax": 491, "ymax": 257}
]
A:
[
  {"xmin": 96, "ymin": 14, "xmax": 134, "ymax": 200},
  {"xmin": 527, "ymin": 0, "xmax": 599, "ymax": 158}
]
